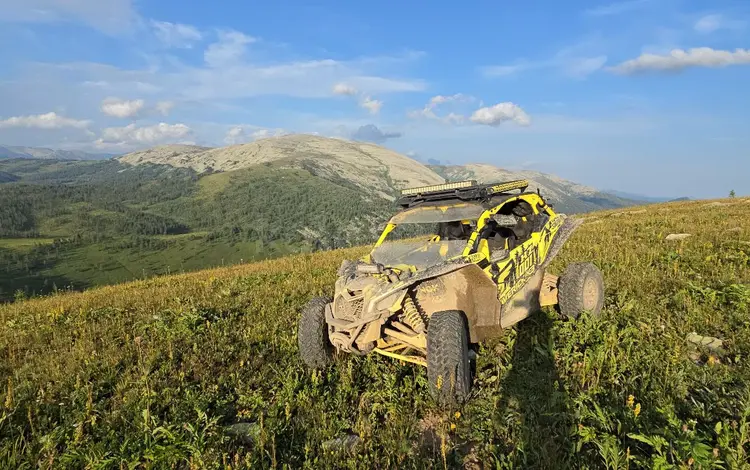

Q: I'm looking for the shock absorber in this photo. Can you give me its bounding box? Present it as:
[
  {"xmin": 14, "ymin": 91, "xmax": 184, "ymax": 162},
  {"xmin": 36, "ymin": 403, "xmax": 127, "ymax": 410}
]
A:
[{"xmin": 402, "ymin": 294, "xmax": 426, "ymax": 334}]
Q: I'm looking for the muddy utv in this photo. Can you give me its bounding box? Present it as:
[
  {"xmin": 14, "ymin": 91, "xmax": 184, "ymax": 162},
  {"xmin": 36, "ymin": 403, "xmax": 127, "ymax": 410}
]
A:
[{"xmin": 298, "ymin": 179, "xmax": 603, "ymax": 403}]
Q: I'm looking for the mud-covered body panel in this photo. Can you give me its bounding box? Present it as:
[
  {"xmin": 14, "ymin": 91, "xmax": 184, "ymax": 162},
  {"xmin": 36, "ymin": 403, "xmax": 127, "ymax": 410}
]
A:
[{"xmin": 413, "ymin": 265, "xmax": 500, "ymax": 343}]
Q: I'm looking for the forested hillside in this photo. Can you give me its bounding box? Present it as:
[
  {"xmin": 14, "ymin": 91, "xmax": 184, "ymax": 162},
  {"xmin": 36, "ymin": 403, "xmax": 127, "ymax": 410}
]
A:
[{"xmin": 0, "ymin": 158, "xmax": 392, "ymax": 300}]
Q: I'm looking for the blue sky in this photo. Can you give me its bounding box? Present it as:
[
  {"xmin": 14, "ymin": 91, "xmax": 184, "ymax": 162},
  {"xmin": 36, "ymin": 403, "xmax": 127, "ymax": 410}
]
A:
[{"xmin": 0, "ymin": 0, "xmax": 748, "ymax": 198}]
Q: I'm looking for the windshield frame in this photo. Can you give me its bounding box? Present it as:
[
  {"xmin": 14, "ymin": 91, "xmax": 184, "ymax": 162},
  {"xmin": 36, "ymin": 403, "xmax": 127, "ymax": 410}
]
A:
[
  {"xmin": 370, "ymin": 193, "xmax": 553, "ymax": 264},
  {"xmin": 387, "ymin": 201, "xmax": 487, "ymax": 225}
]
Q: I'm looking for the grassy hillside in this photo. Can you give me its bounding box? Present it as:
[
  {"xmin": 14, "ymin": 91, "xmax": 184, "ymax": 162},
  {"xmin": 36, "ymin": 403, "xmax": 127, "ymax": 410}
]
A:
[
  {"xmin": 1, "ymin": 198, "xmax": 749, "ymax": 468},
  {"xmin": 0, "ymin": 159, "xmax": 392, "ymax": 300}
]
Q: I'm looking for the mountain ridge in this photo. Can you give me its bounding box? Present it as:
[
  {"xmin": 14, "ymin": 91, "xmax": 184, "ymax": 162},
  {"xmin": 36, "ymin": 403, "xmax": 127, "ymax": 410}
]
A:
[
  {"xmin": 0, "ymin": 145, "xmax": 115, "ymax": 161},
  {"xmin": 118, "ymin": 134, "xmax": 634, "ymax": 212}
]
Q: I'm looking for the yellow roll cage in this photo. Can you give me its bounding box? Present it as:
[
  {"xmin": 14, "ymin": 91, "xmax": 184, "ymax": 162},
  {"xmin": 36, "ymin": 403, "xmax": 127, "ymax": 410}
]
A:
[{"xmin": 372, "ymin": 192, "xmax": 556, "ymax": 263}]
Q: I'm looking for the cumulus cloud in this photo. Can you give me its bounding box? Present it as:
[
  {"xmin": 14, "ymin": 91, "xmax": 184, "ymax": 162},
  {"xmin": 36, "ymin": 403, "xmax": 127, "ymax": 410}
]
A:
[
  {"xmin": 332, "ymin": 83, "xmax": 358, "ymax": 96},
  {"xmin": 333, "ymin": 83, "xmax": 384, "ymax": 114},
  {"xmin": 0, "ymin": 112, "xmax": 90, "ymax": 129},
  {"xmin": 151, "ymin": 20, "xmax": 202, "ymax": 48},
  {"xmin": 97, "ymin": 122, "xmax": 192, "ymax": 146},
  {"xmin": 470, "ymin": 103, "xmax": 531, "ymax": 127},
  {"xmin": 610, "ymin": 48, "xmax": 750, "ymax": 74},
  {"xmin": 409, "ymin": 93, "xmax": 476, "ymax": 123},
  {"xmin": 224, "ymin": 126, "xmax": 245, "ymax": 144},
  {"xmin": 204, "ymin": 30, "xmax": 256, "ymax": 68},
  {"xmin": 100, "ymin": 97, "xmax": 145, "ymax": 118},
  {"xmin": 351, "ymin": 124, "xmax": 402, "ymax": 144},
  {"xmin": 360, "ymin": 96, "xmax": 382, "ymax": 114}
]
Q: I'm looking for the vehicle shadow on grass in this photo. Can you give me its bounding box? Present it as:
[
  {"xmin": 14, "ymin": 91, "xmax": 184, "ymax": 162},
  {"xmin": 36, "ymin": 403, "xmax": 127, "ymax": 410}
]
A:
[{"xmin": 495, "ymin": 309, "xmax": 576, "ymax": 469}]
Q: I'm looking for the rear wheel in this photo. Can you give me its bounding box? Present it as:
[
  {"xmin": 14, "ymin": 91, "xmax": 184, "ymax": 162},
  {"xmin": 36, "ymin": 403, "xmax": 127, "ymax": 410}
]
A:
[
  {"xmin": 427, "ymin": 310, "xmax": 472, "ymax": 404},
  {"xmin": 298, "ymin": 296, "xmax": 334, "ymax": 368},
  {"xmin": 558, "ymin": 262, "xmax": 604, "ymax": 319}
]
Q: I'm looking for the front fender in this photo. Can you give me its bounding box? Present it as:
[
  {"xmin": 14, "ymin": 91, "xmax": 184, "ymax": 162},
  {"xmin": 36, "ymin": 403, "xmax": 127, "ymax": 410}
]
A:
[{"xmin": 413, "ymin": 264, "xmax": 502, "ymax": 343}]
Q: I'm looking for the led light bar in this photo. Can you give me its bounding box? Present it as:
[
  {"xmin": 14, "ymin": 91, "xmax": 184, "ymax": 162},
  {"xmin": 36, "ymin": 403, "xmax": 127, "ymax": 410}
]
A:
[
  {"xmin": 487, "ymin": 180, "xmax": 529, "ymax": 195},
  {"xmin": 400, "ymin": 180, "xmax": 477, "ymax": 196}
]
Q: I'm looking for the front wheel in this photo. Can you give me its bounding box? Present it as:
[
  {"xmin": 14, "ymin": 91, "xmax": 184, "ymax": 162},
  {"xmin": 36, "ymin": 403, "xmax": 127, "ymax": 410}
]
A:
[
  {"xmin": 558, "ymin": 262, "xmax": 604, "ymax": 319},
  {"xmin": 298, "ymin": 296, "xmax": 334, "ymax": 368},
  {"xmin": 427, "ymin": 310, "xmax": 472, "ymax": 405}
]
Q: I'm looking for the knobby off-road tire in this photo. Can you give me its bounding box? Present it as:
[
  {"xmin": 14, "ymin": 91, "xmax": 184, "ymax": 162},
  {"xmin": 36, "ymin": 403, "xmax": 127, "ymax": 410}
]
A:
[
  {"xmin": 558, "ymin": 262, "xmax": 604, "ymax": 319},
  {"xmin": 427, "ymin": 310, "xmax": 472, "ymax": 405},
  {"xmin": 298, "ymin": 296, "xmax": 334, "ymax": 369}
]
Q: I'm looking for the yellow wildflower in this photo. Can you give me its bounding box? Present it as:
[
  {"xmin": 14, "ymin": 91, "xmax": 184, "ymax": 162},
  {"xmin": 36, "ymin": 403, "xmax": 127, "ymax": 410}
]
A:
[
  {"xmin": 450, "ymin": 423, "xmax": 456, "ymax": 431},
  {"xmin": 627, "ymin": 394, "xmax": 635, "ymax": 408},
  {"xmin": 454, "ymin": 411, "xmax": 461, "ymax": 420},
  {"xmin": 634, "ymin": 403, "xmax": 641, "ymax": 417}
]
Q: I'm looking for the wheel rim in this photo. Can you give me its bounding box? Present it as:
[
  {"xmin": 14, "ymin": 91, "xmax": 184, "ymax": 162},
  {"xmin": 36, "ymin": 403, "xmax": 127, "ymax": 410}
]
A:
[{"xmin": 583, "ymin": 276, "xmax": 599, "ymax": 311}]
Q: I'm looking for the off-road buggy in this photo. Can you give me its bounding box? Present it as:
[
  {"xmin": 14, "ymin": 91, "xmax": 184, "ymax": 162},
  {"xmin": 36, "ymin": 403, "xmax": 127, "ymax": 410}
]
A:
[{"xmin": 298, "ymin": 179, "xmax": 604, "ymax": 403}]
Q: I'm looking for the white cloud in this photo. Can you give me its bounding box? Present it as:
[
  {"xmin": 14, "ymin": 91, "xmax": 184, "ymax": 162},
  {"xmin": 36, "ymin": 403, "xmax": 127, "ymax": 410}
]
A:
[
  {"xmin": 470, "ymin": 103, "xmax": 531, "ymax": 127},
  {"xmin": 360, "ymin": 96, "xmax": 382, "ymax": 114},
  {"xmin": 100, "ymin": 97, "xmax": 145, "ymax": 118},
  {"xmin": 481, "ymin": 50, "xmax": 607, "ymax": 79},
  {"xmin": 24, "ymin": 46, "xmax": 425, "ymax": 104},
  {"xmin": 223, "ymin": 126, "xmax": 287, "ymax": 145},
  {"xmin": 251, "ymin": 128, "xmax": 287, "ymax": 140},
  {"xmin": 224, "ymin": 126, "xmax": 245, "ymax": 144},
  {"xmin": 155, "ymin": 101, "xmax": 174, "ymax": 116},
  {"xmin": 332, "ymin": 82, "xmax": 386, "ymax": 114},
  {"xmin": 693, "ymin": 14, "xmax": 745, "ymax": 34},
  {"xmin": 151, "ymin": 20, "xmax": 202, "ymax": 48},
  {"xmin": 428, "ymin": 93, "xmax": 474, "ymax": 108},
  {"xmin": 409, "ymin": 93, "xmax": 476, "ymax": 123},
  {"xmin": 204, "ymin": 30, "xmax": 256, "ymax": 68},
  {"xmin": 610, "ymin": 48, "xmax": 750, "ymax": 74},
  {"xmin": 583, "ymin": 0, "xmax": 651, "ymax": 17},
  {"xmin": 97, "ymin": 122, "xmax": 192, "ymax": 146},
  {"xmin": 0, "ymin": 112, "xmax": 90, "ymax": 129},
  {"xmin": 0, "ymin": 0, "xmax": 137, "ymax": 34},
  {"xmin": 332, "ymin": 83, "xmax": 358, "ymax": 96},
  {"xmin": 480, "ymin": 63, "xmax": 535, "ymax": 77}
]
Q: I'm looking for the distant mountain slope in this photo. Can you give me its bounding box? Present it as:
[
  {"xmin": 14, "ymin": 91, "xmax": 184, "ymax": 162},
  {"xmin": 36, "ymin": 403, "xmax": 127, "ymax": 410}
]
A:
[
  {"xmin": 119, "ymin": 134, "xmax": 635, "ymax": 213},
  {"xmin": 432, "ymin": 163, "xmax": 636, "ymax": 213},
  {"xmin": 0, "ymin": 145, "xmax": 114, "ymax": 161},
  {"xmin": 119, "ymin": 135, "xmax": 444, "ymax": 200},
  {"xmin": 604, "ymin": 189, "xmax": 688, "ymax": 203}
]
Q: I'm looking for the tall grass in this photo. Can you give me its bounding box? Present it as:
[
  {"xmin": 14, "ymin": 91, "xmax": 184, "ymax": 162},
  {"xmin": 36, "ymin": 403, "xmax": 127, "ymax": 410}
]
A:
[{"xmin": 1, "ymin": 198, "xmax": 749, "ymax": 468}]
